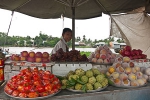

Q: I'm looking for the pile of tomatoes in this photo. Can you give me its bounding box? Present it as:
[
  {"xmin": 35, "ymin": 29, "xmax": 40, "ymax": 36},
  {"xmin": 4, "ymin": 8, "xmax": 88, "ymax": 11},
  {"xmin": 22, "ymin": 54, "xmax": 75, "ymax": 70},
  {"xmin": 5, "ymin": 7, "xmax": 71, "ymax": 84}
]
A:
[{"xmin": 4, "ymin": 67, "xmax": 61, "ymax": 98}]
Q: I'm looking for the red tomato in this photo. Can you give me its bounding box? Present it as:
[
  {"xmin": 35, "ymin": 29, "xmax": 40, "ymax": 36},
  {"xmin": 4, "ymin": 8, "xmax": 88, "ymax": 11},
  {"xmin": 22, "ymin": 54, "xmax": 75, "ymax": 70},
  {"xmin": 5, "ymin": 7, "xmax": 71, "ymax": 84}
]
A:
[
  {"xmin": 42, "ymin": 79, "xmax": 50, "ymax": 85},
  {"xmin": 26, "ymin": 71, "xmax": 33, "ymax": 77},
  {"xmin": 44, "ymin": 71, "xmax": 51, "ymax": 75},
  {"xmin": 16, "ymin": 80, "xmax": 24, "ymax": 85},
  {"xmin": 4, "ymin": 85, "xmax": 13, "ymax": 95},
  {"xmin": 39, "ymin": 69, "xmax": 44, "ymax": 74},
  {"xmin": 56, "ymin": 84, "xmax": 61, "ymax": 90},
  {"xmin": 17, "ymin": 85, "xmax": 25, "ymax": 92},
  {"xmin": 49, "ymin": 74, "xmax": 55, "ymax": 79},
  {"xmin": 36, "ymin": 85, "xmax": 45, "ymax": 93},
  {"xmin": 33, "ymin": 80, "xmax": 42, "ymax": 86},
  {"xmin": 33, "ymin": 67, "xmax": 39, "ymax": 72},
  {"xmin": 23, "ymin": 78, "xmax": 32, "ymax": 86},
  {"xmin": 45, "ymin": 84, "xmax": 53, "ymax": 91},
  {"xmin": 49, "ymin": 89, "xmax": 56, "ymax": 94},
  {"xmin": 11, "ymin": 75, "xmax": 18, "ymax": 82},
  {"xmin": 17, "ymin": 74, "xmax": 24, "ymax": 80},
  {"xmin": 33, "ymin": 74, "xmax": 41, "ymax": 81},
  {"xmin": 39, "ymin": 91, "xmax": 49, "ymax": 97},
  {"xmin": 28, "ymin": 92, "xmax": 39, "ymax": 98},
  {"xmin": 49, "ymin": 74, "xmax": 55, "ymax": 82},
  {"xmin": 19, "ymin": 92, "xmax": 28, "ymax": 98},
  {"xmin": 42, "ymin": 74, "xmax": 49, "ymax": 80},
  {"xmin": 23, "ymin": 75, "xmax": 31, "ymax": 80},
  {"xmin": 24, "ymin": 85, "xmax": 32, "ymax": 93},
  {"xmin": 52, "ymin": 78, "xmax": 60, "ymax": 85},
  {"xmin": 8, "ymin": 81, "xmax": 18, "ymax": 90},
  {"xmin": 11, "ymin": 90, "xmax": 19, "ymax": 97}
]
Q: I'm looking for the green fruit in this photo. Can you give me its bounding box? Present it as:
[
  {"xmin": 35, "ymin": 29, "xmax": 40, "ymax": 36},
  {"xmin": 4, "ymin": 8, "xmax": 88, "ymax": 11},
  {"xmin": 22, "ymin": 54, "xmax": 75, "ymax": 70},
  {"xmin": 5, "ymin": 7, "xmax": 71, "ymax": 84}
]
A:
[
  {"xmin": 101, "ymin": 78, "xmax": 108, "ymax": 87},
  {"xmin": 61, "ymin": 79, "xmax": 68, "ymax": 86},
  {"xmin": 92, "ymin": 68, "xmax": 101, "ymax": 76},
  {"xmin": 69, "ymin": 74, "xmax": 79, "ymax": 80},
  {"xmin": 67, "ymin": 70, "xmax": 75, "ymax": 78},
  {"xmin": 88, "ymin": 76, "xmax": 96, "ymax": 85},
  {"xmin": 96, "ymin": 74, "xmax": 105, "ymax": 83},
  {"xmin": 75, "ymin": 83, "xmax": 83, "ymax": 90},
  {"xmin": 75, "ymin": 68, "xmax": 85, "ymax": 76},
  {"xmin": 86, "ymin": 83, "xmax": 93, "ymax": 90},
  {"xmin": 94, "ymin": 82, "xmax": 102, "ymax": 90},
  {"xmin": 81, "ymin": 75, "xmax": 88, "ymax": 84},
  {"xmin": 86, "ymin": 70, "xmax": 93, "ymax": 78}
]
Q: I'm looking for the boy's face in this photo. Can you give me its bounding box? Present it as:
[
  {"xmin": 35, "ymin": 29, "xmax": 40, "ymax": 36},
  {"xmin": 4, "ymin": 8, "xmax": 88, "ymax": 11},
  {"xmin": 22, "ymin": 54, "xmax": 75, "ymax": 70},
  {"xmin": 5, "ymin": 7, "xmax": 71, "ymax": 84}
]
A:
[{"xmin": 63, "ymin": 31, "xmax": 72, "ymax": 42}]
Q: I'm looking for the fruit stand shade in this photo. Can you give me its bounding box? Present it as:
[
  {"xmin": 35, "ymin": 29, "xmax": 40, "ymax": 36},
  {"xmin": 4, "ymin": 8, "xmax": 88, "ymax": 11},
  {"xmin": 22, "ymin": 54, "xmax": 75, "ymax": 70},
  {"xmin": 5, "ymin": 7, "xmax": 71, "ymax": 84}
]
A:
[{"xmin": 0, "ymin": 0, "xmax": 148, "ymax": 49}]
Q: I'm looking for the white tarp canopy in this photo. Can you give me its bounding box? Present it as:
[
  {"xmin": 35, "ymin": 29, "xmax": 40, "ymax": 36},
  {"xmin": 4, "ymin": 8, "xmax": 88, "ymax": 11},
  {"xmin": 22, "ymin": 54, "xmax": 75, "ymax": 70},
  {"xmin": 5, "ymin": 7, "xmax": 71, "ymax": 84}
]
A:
[{"xmin": 110, "ymin": 12, "xmax": 150, "ymax": 58}]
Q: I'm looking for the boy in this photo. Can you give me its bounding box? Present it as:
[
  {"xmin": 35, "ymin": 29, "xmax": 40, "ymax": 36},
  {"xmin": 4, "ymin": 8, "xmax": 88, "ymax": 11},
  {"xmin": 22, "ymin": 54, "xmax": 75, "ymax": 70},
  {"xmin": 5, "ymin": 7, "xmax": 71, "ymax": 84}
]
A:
[{"xmin": 51, "ymin": 28, "xmax": 72, "ymax": 54}]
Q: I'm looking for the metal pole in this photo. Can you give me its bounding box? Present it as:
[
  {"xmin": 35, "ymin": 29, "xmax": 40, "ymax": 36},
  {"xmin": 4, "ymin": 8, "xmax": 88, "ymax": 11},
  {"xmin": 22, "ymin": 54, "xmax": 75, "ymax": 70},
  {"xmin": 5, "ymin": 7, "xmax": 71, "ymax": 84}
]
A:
[
  {"xmin": 72, "ymin": 7, "xmax": 75, "ymax": 50},
  {"xmin": 3, "ymin": 11, "xmax": 14, "ymax": 51}
]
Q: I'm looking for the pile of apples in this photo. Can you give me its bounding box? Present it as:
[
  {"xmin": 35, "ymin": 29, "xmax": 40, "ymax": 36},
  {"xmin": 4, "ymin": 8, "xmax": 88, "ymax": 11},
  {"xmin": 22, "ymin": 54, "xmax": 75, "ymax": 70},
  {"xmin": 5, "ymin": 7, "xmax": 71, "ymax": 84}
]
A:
[
  {"xmin": 88, "ymin": 45, "xmax": 117, "ymax": 64},
  {"xmin": 119, "ymin": 45, "xmax": 147, "ymax": 60},
  {"xmin": 4, "ymin": 67, "xmax": 61, "ymax": 98},
  {"xmin": 11, "ymin": 51, "xmax": 50, "ymax": 63},
  {"xmin": 106, "ymin": 56, "xmax": 148, "ymax": 87}
]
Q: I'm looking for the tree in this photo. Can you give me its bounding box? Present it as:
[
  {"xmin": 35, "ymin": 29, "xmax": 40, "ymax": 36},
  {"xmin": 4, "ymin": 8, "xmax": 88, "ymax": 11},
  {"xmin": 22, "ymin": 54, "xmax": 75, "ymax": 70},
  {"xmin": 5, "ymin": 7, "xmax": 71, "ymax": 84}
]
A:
[
  {"xmin": 77, "ymin": 36, "xmax": 81, "ymax": 42},
  {"xmin": 82, "ymin": 35, "xmax": 86, "ymax": 42},
  {"xmin": 39, "ymin": 32, "xmax": 48, "ymax": 41}
]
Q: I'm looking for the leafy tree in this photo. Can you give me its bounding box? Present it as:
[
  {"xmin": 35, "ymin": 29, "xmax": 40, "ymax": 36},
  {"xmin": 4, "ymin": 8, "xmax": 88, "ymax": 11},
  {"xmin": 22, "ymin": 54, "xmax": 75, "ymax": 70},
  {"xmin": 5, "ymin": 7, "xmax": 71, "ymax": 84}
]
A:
[
  {"xmin": 76, "ymin": 36, "xmax": 81, "ymax": 42},
  {"xmin": 82, "ymin": 35, "xmax": 86, "ymax": 42},
  {"xmin": 39, "ymin": 32, "xmax": 48, "ymax": 41}
]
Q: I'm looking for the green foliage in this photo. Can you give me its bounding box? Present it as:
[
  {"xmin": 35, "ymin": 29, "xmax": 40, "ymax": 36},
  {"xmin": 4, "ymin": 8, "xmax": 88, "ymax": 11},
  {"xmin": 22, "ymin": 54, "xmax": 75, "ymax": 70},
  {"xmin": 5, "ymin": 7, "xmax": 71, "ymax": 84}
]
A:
[
  {"xmin": 0, "ymin": 31, "xmax": 122, "ymax": 48},
  {"xmin": 80, "ymin": 51, "xmax": 91, "ymax": 57}
]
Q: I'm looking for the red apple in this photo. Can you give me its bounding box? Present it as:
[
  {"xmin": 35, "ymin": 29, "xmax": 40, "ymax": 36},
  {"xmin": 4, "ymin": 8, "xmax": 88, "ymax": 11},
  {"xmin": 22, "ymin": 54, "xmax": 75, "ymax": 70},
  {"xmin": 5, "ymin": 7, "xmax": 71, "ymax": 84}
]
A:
[
  {"xmin": 10, "ymin": 54, "xmax": 16, "ymax": 60},
  {"xmin": 35, "ymin": 57, "xmax": 42, "ymax": 63},
  {"xmin": 27, "ymin": 57, "xmax": 35, "ymax": 62},
  {"xmin": 42, "ymin": 58, "xmax": 50, "ymax": 63},
  {"xmin": 21, "ymin": 51, "xmax": 28, "ymax": 57},
  {"xmin": 42, "ymin": 52, "xmax": 49, "ymax": 58},
  {"xmin": 20, "ymin": 56, "xmax": 27, "ymax": 61},
  {"xmin": 13, "ymin": 55, "xmax": 21, "ymax": 61},
  {"xmin": 29, "ymin": 51, "xmax": 35, "ymax": 58},
  {"xmin": 35, "ymin": 52, "xmax": 42, "ymax": 58},
  {"xmin": 100, "ymin": 54, "xmax": 106, "ymax": 60}
]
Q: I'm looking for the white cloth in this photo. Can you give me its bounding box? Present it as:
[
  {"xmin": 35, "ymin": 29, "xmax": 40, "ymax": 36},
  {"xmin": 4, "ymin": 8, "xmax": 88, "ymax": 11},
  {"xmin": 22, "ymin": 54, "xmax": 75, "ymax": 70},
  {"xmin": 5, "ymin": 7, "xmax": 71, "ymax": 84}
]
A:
[
  {"xmin": 51, "ymin": 37, "xmax": 68, "ymax": 54},
  {"xmin": 110, "ymin": 12, "xmax": 150, "ymax": 59}
]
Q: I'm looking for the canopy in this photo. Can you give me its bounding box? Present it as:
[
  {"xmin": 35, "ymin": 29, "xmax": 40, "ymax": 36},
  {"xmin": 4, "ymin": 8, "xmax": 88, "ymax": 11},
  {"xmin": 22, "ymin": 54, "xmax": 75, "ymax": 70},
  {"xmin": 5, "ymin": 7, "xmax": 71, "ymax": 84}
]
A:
[{"xmin": 0, "ymin": 0, "xmax": 148, "ymax": 19}]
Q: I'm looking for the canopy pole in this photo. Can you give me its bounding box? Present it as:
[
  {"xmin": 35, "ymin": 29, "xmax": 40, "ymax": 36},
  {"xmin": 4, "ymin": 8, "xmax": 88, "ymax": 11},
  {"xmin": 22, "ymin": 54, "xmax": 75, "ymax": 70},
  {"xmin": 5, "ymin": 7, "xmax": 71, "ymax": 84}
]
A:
[
  {"xmin": 72, "ymin": 7, "xmax": 75, "ymax": 50},
  {"xmin": 3, "ymin": 11, "xmax": 14, "ymax": 51}
]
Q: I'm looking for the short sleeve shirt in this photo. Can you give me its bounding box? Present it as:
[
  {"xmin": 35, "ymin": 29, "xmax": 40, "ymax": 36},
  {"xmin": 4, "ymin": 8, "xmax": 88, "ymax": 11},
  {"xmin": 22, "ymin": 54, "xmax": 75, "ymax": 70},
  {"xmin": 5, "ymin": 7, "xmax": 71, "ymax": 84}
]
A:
[{"xmin": 51, "ymin": 37, "xmax": 68, "ymax": 54}]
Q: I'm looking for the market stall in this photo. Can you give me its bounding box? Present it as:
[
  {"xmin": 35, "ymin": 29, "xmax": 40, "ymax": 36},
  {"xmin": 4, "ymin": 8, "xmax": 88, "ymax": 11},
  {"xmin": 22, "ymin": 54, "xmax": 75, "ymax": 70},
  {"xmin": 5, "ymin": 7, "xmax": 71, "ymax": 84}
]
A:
[{"xmin": 0, "ymin": 45, "xmax": 150, "ymax": 100}]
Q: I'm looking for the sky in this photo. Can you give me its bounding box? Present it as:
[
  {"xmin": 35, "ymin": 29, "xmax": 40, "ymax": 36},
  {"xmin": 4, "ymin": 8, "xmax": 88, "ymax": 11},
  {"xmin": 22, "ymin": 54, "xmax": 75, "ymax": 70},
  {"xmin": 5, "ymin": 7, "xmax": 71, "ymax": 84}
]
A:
[{"xmin": 0, "ymin": 9, "xmax": 110, "ymax": 41}]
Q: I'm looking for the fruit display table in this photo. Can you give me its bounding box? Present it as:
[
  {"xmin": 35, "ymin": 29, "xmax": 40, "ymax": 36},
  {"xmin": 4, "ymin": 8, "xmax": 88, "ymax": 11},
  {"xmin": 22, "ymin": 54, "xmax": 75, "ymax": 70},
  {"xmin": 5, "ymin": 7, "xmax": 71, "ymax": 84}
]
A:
[{"xmin": 0, "ymin": 82, "xmax": 150, "ymax": 100}]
